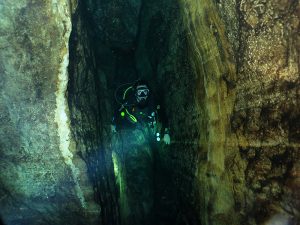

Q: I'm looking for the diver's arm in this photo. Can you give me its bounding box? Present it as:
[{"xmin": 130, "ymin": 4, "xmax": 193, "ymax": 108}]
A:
[{"xmin": 111, "ymin": 85, "xmax": 135, "ymax": 133}]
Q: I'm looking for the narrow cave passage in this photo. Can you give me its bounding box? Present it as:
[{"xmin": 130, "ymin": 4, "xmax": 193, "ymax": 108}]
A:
[
  {"xmin": 67, "ymin": 1, "xmax": 300, "ymax": 224},
  {"xmin": 68, "ymin": 1, "xmax": 181, "ymax": 225},
  {"xmin": 0, "ymin": 1, "xmax": 299, "ymax": 225}
]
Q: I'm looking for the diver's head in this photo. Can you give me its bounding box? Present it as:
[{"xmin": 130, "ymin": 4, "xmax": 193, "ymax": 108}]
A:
[{"xmin": 135, "ymin": 81, "xmax": 150, "ymax": 105}]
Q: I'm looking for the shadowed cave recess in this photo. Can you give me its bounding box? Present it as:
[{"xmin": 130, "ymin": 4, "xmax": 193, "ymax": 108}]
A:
[{"xmin": 0, "ymin": 0, "xmax": 299, "ymax": 225}]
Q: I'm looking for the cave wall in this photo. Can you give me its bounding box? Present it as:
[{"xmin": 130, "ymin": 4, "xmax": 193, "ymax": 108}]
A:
[
  {"xmin": 0, "ymin": 1, "xmax": 100, "ymax": 224},
  {"xmin": 83, "ymin": 0, "xmax": 143, "ymax": 89},
  {"xmin": 84, "ymin": 0, "xmax": 142, "ymax": 50},
  {"xmin": 135, "ymin": 0, "xmax": 237, "ymax": 224},
  {"xmin": 231, "ymin": 1, "xmax": 300, "ymax": 224},
  {"xmin": 68, "ymin": 2, "xmax": 120, "ymax": 224},
  {"xmin": 136, "ymin": 0, "xmax": 300, "ymax": 225}
]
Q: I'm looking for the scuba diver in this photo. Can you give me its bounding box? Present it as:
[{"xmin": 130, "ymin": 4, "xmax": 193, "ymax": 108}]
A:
[
  {"xmin": 110, "ymin": 79, "xmax": 170, "ymax": 225},
  {"xmin": 111, "ymin": 79, "xmax": 170, "ymax": 144}
]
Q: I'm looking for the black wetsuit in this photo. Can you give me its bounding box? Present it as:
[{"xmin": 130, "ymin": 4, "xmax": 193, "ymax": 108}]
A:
[{"xmin": 113, "ymin": 87, "xmax": 160, "ymax": 137}]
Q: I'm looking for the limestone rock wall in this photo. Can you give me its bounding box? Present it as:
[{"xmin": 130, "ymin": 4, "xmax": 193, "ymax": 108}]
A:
[
  {"xmin": 136, "ymin": 0, "xmax": 300, "ymax": 225},
  {"xmin": 0, "ymin": 1, "xmax": 99, "ymax": 224},
  {"xmin": 232, "ymin": 1, "xmax": 300, "ymax": 224},
  {"xmin": 135, "ymin": 0, "xmax": 237, "ymax": 224}
]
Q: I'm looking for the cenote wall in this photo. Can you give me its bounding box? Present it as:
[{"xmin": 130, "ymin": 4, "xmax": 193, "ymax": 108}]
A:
[{"xmin": 0, "ymin": 1, "xmax": 299, "ymax": 225}]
